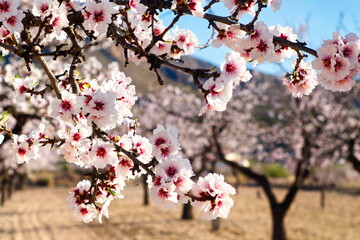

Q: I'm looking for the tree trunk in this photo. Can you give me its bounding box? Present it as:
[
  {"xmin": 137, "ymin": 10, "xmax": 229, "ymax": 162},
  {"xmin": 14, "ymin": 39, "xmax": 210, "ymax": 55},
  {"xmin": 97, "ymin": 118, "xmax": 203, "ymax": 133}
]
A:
[
  {"xmin": 7, "ymin": 174, "xmax": 14, "ymax": 199},
  {"xmin": 271, "ymin": 204, "xmax": 287, "ymax": 240},
  {"xmin": 181, "ymin": 202, "xmax": 193, "ymax": 220},
  {"xmin": 1, "ymin": 177, "xmax": 7, "ymax": 206},
  {"xmin": 256, "ymin": 189, "xmax": 262, "ymax": 199},
  {"xmin": 142, "ymin": 174, "xmax": 149, "ymax": 206},
  {"xmin": 15, "ymin": 173, "xmax": 26, "ymax": 190},
  {"xmin": 211, "ymin": 218, "xmax": 221, "ymax": 231},
  {"xmin": 320, "ymin": 186, "xmax": 325, "ymax": 209}
]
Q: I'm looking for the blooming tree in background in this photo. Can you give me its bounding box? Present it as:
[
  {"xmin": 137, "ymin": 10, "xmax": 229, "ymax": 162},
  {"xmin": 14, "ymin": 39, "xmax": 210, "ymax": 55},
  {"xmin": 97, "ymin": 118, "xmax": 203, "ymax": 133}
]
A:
[
  {"xmin": 0, "ymin": 1, "xmax": 358, "ymax": 239},
  {"xmin": 138, "ymin": 78, "xmax": 360, "ymax": 239}
]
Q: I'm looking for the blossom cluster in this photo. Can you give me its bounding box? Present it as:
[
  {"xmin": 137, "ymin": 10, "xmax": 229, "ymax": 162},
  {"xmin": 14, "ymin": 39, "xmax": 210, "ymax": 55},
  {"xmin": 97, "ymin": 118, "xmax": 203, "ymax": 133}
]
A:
[
  {"xmin": 8, "ymin": 63, "xmax": 236, "ymax": 222},
  {"xmin": 200, "ymin": 51, "xmax": 252, "ymax": 114},
  {"xmin": 312, "ymin": 32, "xmax": 360, "ymax": 92},
  {"xmin": 0, "ymin": 0, "xmax": 356, "ymax": 115},
  {"xmin": 283, "ymin": 61, "xmax": 318, "ymax": 97},
  {"xmin": 0, "ymin": 0, "xmax": 358, "ymax": 227},
  {"xmin": 148, "ymin": 124, "xmax": 236, "ymax": 219},
  {"xmin": 66, "ymin": 168, "xmax": 125, "ymax": 223}
]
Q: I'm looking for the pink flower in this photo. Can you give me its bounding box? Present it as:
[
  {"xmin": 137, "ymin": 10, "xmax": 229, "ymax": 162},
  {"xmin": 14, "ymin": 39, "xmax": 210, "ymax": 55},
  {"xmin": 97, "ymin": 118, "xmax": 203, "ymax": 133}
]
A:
[
  {"xmin": 148, "ymin": 155, "xmax": 194, "ymax": 207},
  {"xmin": 171, "ymin": 28, "xmax": 199, "ymax": 58},
  {"xmin": 150, "ymin": 124, "xmax": 181, "ymax": 160},
  {"xmin": 49, "ymin": 5, "xmax": 69, "ymax": 40},
  {"xmin": 220, "ymin": 52, "xmax": 252, "ymax": 86},
  {"xmin": 312, "ymin": 32, "xmax": 359, "ymax": 92},
  {"xmin": 269, "ymin": 25, "xmax": 297, "ymax": 62},
  {"xmin": 74, "ymin": 203, "xmax": 98, "ymax": 223},
  {"xmin": 267, "ymin": 0, "xmax": 282, "ymax": 12},
  {"xmin": 212, "ymin": 23, "xmax": 246, "ymax": 49},
  {"xmin": 13, "ymin": 135, "xmax": 39, "ymax": 164},
  {"xmin": 130, "ymin": 134, "xmax": 153, "ymax": 164},
  {"xmin": 83, "ymin": 0, "xmax": 117, "ymax": 37},
  {"xmin": 32, "ymin": 0, "xmax": 55, "ymax": 18},
  {"xmin": 0, "ymin": 0, "xmax": 20, "ymax": 21},
  {"xmin": 222, "ymin": 0, "xmax": 256, "ymax": 19},
  {"xmin": 82, "ymin": 89, "xmax": 118, "ymax": 130},
  {"xmin": 115, "ymin": 155, "xmax": 134, "ymax": 178},
  {"xmin": 237, "ymin": 21, "xmax": 275, "ymax": 63},
  {"xmin": 191, "ymin": 173, "xmax": 236, "ymax": 219},
  {"xmin": 89, "ymin": 139, "xmax": 118, "ymax": 169},
  {"xmin": 50, "ymin": 91, "xmax": 81, "ymax": 123},
  {"xmin": 200, "ymin": 77, "xmax": 233, "ymax": 114},
  {"xmin": 58, "ymin": 126, "xmax": 92, "ymax": 167},
  {"xmin": 283, "ymin": 61, "xmax": 318, "ymax": 97},
  {"xmin": 320, "ymin": 69, "xmax": 356, "ymax": 92},
  {"xmin": 3, "ymin": 10, "xmax": 24, "ymax": 34},
  {"xmin": 66, "ymin": 180, "xmax": 98, "ymax": 223},
  {"xmin": 187, "ymin": 0, "xmax": 205, "ymax": 18}
]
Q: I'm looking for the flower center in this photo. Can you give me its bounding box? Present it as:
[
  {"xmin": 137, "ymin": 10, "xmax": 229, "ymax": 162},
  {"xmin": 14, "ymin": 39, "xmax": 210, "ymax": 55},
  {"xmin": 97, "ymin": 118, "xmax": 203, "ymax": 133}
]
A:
[
  {"xmin": 17, "ymin": 148, "xmax": 27, "ymax": 156},
  {"xmin": 61, "ymin": 100, "xmax": 72, "ymax": 111},
  {"xmin": 96, "ymin": 147, "xmax": 107, "ymax": 158},
  {"xmin": 93, "ymin": 10, "xmax": 105, "ymax": 23}
]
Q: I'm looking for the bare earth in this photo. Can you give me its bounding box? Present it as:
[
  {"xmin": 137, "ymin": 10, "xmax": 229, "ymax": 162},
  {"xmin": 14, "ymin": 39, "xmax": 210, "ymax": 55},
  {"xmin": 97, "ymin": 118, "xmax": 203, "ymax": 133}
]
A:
[{"xmin": 0, "ymin": 186, "xmax": 359, "ymax": 240}]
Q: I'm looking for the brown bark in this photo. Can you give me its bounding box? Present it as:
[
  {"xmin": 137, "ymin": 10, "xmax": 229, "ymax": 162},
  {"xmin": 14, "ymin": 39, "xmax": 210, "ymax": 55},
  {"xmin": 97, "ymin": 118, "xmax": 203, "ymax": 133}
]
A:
[
  {"xmin": 1, "ymin": 176, "xmax": 7, "ymax": 206},
  {"xmin": 211, "ymin": 218, "xmax": 221, "ymax": 232},
  {"xmin": 181, "ymin": 202, "xmax": 193, "ymax": 220},
  {"xmin": 7, "ymin": 174, "xmax": 14, "ymax": 199},
  {"xmin": 142, "ymin": 174, "xmax": 149, "ymax": 206},
  {"xmin": 212, "ymin": 126, "xmax": 311, "ymax": 240},
  {"xmin": 320, "ymin": 186, "xmax": 326, "ymax": 208},
  {"xmin": 347, "ymin": 139, "xmax": 360, "ymax": 173},
  {"xmin": 271, "ymin": 204, "xmax": 287, "ymax": 240}
]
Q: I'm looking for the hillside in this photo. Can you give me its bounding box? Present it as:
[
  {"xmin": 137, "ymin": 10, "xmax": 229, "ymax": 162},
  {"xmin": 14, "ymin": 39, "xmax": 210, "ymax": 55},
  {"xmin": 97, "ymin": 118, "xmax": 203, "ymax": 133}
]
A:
[{"xmin": 92, "ymin": 45, "xmax": 280, "ymax": 95}]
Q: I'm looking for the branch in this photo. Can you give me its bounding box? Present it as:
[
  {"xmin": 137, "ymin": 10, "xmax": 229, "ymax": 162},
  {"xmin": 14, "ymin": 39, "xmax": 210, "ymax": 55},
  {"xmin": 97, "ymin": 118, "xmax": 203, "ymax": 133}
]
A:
[
  {"xmin": 211, "ymin": 126, "xmax": 278, "ymax": 205},
  {"xmin": 0, "ymin": 42, "xmax": 18, "ymax": 55},
  {"xmin": 347, "ymin": 138, "xmax": 360, "ymax": 173},
  {"xmin": 281, "ymin": 130, "xmax": 311, "ymax": 211},
  {"xmin": 111, "ymin": 0, "xmax": 319, "ymax": 58},
  {"xmin": 36, "ymin": 55, "xmax": 62, "ymax": 99},
  {"xmin": 116, "ymin": 145, "xmax": 156, "ymax": 178}
]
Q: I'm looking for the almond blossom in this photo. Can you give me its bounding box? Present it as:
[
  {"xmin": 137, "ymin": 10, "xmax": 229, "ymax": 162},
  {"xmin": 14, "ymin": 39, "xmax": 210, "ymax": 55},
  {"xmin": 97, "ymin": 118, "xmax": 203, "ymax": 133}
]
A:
[
  {"xmin": 88, "ymin": 139, "xmax": 118, "ymax": 169},
  {"xmin": 222, "ymin": 0, "xmax": 256, "ymax": 19},
  {"xmin": 66, "ymin": 180, "xmax": 98, "ymax": 223},
  {"xmin": 191, "ymin": 173, "xmax": 236, "ymax": 219},
  {"xmin": 212, "ymin": 23, "xmax": 246, "ymax": 49},
  {"xmin": 267, "ymin": 0, "xmax": 282, "ymax": 12},
  {"xmin": 200, "ymin": 77, "xmax": 233, "ymax": 114},
  {"xmin": 83, "ymin": 0, "xmax": 117, "ymax": 37},
  {"xmin": 3, "ymin": 10, "xmax": 24, "ymax": 34},
  {"xmin": 49, "ymin": 5, "xmax": 69, "ymax": 40},
  {"xmin": 283, "ymin": 61, "xmax": 318, "ymax": 97},
  {"xmin": 58, "ymin": 126, "xmax": 92, "ymax": 166},
  {"xmin": 0, "ymin": 0, "xmax": 20, "ymax": 21},
  {"xmin": 13, "ymin": 135, "xmax": 39, "ymax": 164},
  {"xmin": 150, "ymin": 124, "xmax": 181, "ymax": 161},
  {"xmin": 148, "ymin": 155, "xmax": 194, "ymax": 207},
  {"xmin": 220, "ymin": 51, "xmax": 252, "ymax": 86},
  {"xmin": 237, "ymin": 21, "xmax": 275, "ymax": 64},
  {"xmin": 312, "ymin": 32, "xmax": 360, "ymax": 92},
  {"xmin": 171, "ymin": 28, "xmax": 199, "ymax": 58},
  {"xmin": 82, "ymin": 89, "xmax": 118, "ymax": 131},
  {"xmin": 32, "ymin": 0, "xmax": 55, "ymax": 18},
  {"xmin": 270, "ymin": 25, "xmax": 297, "ymax": 62},
  {"xmin": 50, "ymin": 91, "xmax": 81, "ymax": 123}
]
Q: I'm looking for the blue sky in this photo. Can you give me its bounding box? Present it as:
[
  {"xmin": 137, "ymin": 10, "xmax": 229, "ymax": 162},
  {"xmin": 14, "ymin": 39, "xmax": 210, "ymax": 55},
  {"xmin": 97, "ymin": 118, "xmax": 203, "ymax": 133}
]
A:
[{"xmin": 161, "ymin": 0, "xmax": 360, "ymax": 75}]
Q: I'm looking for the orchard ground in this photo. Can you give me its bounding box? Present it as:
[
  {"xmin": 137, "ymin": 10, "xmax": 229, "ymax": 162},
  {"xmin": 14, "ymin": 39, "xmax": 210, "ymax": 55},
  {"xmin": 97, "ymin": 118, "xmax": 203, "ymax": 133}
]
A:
[{"xmin": 0, "ymin": 185, "xmax": 358, "ymax": 240}]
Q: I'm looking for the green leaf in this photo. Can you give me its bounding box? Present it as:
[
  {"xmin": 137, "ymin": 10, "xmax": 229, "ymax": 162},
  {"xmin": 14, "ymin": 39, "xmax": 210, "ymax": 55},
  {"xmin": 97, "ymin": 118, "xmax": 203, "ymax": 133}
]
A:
[
  {"xmin": 107, "ymin": 188, "xmax": 116, "ymax": 197},
  {"xmin": 0, "ymin": 111, "xmax": 8, "ymax": 122}
]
